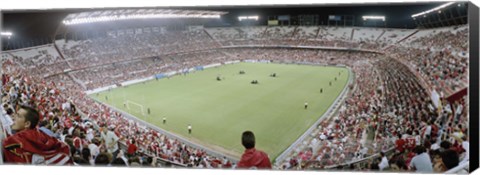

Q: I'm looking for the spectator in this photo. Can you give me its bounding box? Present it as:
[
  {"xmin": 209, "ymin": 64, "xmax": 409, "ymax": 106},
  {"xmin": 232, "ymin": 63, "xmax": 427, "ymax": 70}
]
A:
[
  {"xmin": 88, "ymin": 138, "xmax": 100, "ymax": 159},
  {"xmin": 1, "ymin": 107, "xmax": 14, "ymax": 135},
  {"xmin": 95, "ymin": 152, "xmax": 111, "ymax": 166},
  {"xmin": 378, "ymin": 152, "xmax": 389, "ymax": 170},
  {"xmin": 111, "ymin": 157, "xmax": 128, "ymax": 166},
  {"xmin": 409, "ymin": 146, "xmax": 433, "ymax": 173},
  {"xmin": 237, "ymin": 131, "xmax": 272, "ymax": 169},
  {"xmin": 432, "ymin": 151, "xmax": 447, "ymax": 172},
  {"xmin": 460, "ymin": 136, "xmax": 469, "ymax": 164},
  {"xmin": 440, "ymin": 141, "xmax": 459, "ymax": 169},
  {"xmin": 127, "ymin": 138, "xmax": 138, "ymax": 158},
  {"xmin": 73, "ymin": 156, "xmax": 89, "ymax": 165},
  {"xmin": 101, "ymin": 125, "xmax": 120, "ymax": 159},
  {"xmin": 395, "ymin": 134, "xmax": 406, "ymax": 153},
  {"xmin": 81, "ymin": 147, "xmax": 95, "ymax": 165},
  {"xmin": 2, "ymin": 105, "xmax": 72, "ymax": 165}
]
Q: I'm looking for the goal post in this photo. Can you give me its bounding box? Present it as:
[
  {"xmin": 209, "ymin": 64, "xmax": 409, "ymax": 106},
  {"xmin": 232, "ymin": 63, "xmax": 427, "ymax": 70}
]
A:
[{"xmin": 125, "ymin": 100, "xmax": 146, "ymax": 116}]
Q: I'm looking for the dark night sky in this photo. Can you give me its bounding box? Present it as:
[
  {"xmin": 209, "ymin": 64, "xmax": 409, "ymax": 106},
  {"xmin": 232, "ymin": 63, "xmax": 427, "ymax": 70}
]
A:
[{"xmin": 1, "ymin": 2, "xmax": 443, "ymax": 48}]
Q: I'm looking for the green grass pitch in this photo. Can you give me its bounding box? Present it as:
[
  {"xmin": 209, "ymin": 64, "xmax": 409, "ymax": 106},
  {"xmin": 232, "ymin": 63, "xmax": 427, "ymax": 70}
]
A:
[{"xmin": 90, "ymin": 62, "xmax": 349, "ymax": 161}]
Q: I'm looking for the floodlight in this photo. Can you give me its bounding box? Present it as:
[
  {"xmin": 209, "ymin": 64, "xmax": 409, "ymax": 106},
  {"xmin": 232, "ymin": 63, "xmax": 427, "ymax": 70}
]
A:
[
  {"xmin": 1, "ymin": 32, "xmax": 12, "ymax": 36},
  {"xmin": 362, "ymin": 16, "xmax": 385, "ymax": 21},
  {"xmin": 238, "ymin": 15, "xmax": 259, "ymax": 21},
  {"xmin": 411, "ymin": 2, "xmax": 455, "ymax": 18},
  {"xmin": 63, "ymin": 9, "xmax": 226, "ymax": 25}
]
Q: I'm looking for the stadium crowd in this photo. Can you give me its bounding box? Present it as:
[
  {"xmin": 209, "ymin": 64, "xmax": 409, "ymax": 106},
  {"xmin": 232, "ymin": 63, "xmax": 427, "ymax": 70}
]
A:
[
  {"xmin": 61, "ymin": 29, "xmax": 220, "ymax": 70},
  {"xmin": 389, "ymin": 26, "xmax": 468, "ymax": 96},
  {"xmin": 408, "ymin": 27, "xmax": 468, "ymax": 52},
  {"xmin": 206, "ymin": 26, "xmax": 411, "ymax": 50},
  {"xmin": 1, "ymin": 58, "xmax": 234, "ymax": 168},
  {"xmin": 6, "ymin": 45, "xmax": 71, "ymax": 78},
  {"xmin": 0, "ymin": 24, "xmax": 469, "ymax": 173},
  {"xmin": 70, "ymin": 50, "xmax": 229, "ymax": 90}
]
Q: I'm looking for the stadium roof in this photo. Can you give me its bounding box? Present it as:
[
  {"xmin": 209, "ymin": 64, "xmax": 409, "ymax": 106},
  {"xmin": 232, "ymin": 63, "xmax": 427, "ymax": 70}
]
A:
[
  {"xmin": 62, "ymin": 9, "xmax": 228, "ymax": 25},
  {"xmin": 411, "ymin": 2, "xmax": 456, "ymax": 18},
  {"xmin": 2, "ymin": 2, "xmax": 449, "ymax": 50}
]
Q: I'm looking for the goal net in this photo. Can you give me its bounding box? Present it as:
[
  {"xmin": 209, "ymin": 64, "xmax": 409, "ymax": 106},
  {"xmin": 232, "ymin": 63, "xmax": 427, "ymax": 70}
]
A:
[{"xmin": 125, "ymin": 100, "xmax": 146, "ymax": 116}]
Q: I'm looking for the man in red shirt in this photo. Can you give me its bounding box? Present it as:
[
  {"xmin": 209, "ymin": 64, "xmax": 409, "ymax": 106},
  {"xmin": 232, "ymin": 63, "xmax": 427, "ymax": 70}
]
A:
[
  {"xmin": 237, "ymin": 131, "xmax": 271, "ymax": 169},
  {"xmin": 3, "ymin": 105, "xmax": 72, "ymax": 165},
  {"xmin": 406, "ymin": 136, "xmax": 417, "ymax": 151},
  {"xmin": 127, "ymin": 138, "xmax": 137, "ymax": 158},
  {"xmin": 395, "ymin": 134, "xmax": 406, "ymax": 153}
]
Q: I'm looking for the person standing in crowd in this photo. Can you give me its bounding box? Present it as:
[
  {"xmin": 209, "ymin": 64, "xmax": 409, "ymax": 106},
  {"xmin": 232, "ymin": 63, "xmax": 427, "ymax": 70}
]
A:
[
  {"xmin": 2, "ymin": 105, "xmax": 72, "ymax": 165},
  {"xmin": 127, "ymin": 138, "xmax": 138, "ymax": 158},
  {"xmin": 88, "ymin": 138, "xmax": 100, "ymax": 160},
  {"xmin": 395, "ymin": 134, "xmax": 406, "ymax": 153},
  {"xmin": 237, "ymin": 131, "xmax": 271, "ymax": 169},
  {"xmin": 409, "ymin": 145, "xmax": 433, "ymax": 173},
  {"xmin": 101, "ymin": 124, "xmax": 120, "ymax": 159},
  {"xmin": 378, "ymin": 152, "xmax": 389, "ymax": 170}
]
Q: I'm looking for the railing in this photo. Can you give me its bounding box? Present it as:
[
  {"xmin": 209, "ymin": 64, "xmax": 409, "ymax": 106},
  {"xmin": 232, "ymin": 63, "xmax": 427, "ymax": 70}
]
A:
[
  {"xmin": 323, "ymin": 147, "xmax": 395, "ymax": 169},
  {"xmin": 117, "ymin": 141, "xmax": 187, "ymax": 167}
]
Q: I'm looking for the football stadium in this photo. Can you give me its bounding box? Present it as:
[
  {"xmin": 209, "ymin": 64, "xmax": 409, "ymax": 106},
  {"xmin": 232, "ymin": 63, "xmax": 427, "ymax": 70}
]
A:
[{"xmin": 0, "ymin": 1, "xmax": 476, "ymax": 173}]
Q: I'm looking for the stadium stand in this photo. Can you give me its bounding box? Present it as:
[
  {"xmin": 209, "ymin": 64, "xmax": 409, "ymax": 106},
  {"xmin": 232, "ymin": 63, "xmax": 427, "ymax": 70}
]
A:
[{"xmin": 0, "ymin": 22, "xmax": 469, "ymax": 173}]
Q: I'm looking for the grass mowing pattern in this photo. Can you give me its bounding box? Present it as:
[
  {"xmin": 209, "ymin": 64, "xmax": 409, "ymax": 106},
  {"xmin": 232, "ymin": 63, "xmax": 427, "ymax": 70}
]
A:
[{"xmin": 90, "ymin": 62, "xmax": 349, "ymax": 161}]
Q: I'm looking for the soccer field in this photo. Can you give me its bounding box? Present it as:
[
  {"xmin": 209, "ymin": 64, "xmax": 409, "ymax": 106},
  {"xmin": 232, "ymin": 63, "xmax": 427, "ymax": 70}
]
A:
[{"xmin": 90, "ymin": 62, "xmax": 349, "ymax": 161}]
